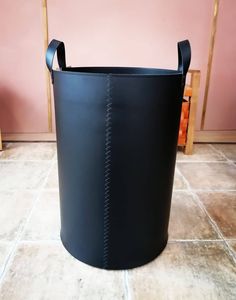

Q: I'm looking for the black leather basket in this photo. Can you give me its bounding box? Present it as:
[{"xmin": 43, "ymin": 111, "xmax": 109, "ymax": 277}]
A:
[{"xmin": 46, "ymin": 39, "xmax": 191, "ymax": 270}]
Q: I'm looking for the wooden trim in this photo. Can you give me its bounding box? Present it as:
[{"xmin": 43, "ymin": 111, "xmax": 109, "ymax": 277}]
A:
[
  {"xmin": 200, "ymin": 0, "xmax": 219, "ymax": 130},
  {"xmin": 0, "ymin": 129, "xmax": 2, "ymax": 150},
  {"xmin": 184, "ymin": 71, "xmax": 201, "ymax": 154},
  {"xmin": 195, "ymin": 131, "xmax": 236, "ymax": 143},
  {"xmin": 188, "ymin": 69, "xmax": 201, "ymax": 74},
  {"xmin": 2, "ymin": 131, "xmax": 236, "ymax": 143},
  {"xmin": 2, "ymin": 133, "xmax": 56, "ymax": 142},
  {"xmin": 184, "ymin": 85, "xmax": 192, "ymax": 97},
  {"xmin": 42, "ymin": 0, "xmax": 52, "ymax": 132}
]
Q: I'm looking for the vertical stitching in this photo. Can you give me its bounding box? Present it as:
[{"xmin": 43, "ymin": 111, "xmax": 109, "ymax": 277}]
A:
[{"xmin": 103, "ymin": 74, "xmax": 112, "ymax": 268}]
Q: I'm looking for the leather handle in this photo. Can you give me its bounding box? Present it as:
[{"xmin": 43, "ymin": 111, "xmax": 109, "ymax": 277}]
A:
[
  {"xmin": 177, "ymin": 40, "xmax": 191, "ymax": 76},
  {"xmin": 46, "ymin": 39, "xmax": 66, "ymax": 83},
  {"xmin": 45, "ymin": 39, "xmax": 191, "ymax": 82}
]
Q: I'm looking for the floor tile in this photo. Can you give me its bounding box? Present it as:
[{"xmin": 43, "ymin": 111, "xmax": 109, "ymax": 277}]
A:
[
  {"xmin": 169, "ymin": 191, "xmax": 218, "ymax": 240},
  {"xmin": 127, "ymin": 242, "xmax": 236, "ymax": 300},
  {"xmin": 0, "ymin": 243, "xmax": 125, "ymax": 300},
  {"xmin": 0, "ymin": 191, "xmax": 36, "ymax": 240},
  {"xmin": 177, "ymin": 144, "xmax": 225, "ymax": 161},
  {"xmin": 1, "ymin": 143, "xmax": 56, "ymax": 161},
  {"xmin": 23, "ymin": 191, "xmax": 60, "ymax": 240},
  {"xmin": 1, "ymin": 142, "xmax": 235, "ymax": 300},
  {"xmin": 0, "ymin": 242, "xmax": 12, "ymax": 274},
  {"xmin": 212, "ymin": 144, "xmax": 236, "ymax": 161},
  {"xmin": 197, "ymin": 192, "xmax": 236, "ymax": 239},
  {"xmin": 228, "ymin": 241, "xmax": 236, "ymax": 254},
  {"xmin": 173, "ymin": 170, "xmax": 187, "ymax": 190},
  {"xmin": 178, "ymin": 162, "xmax": 236, "ymax": 190},
  {"xmin": 0, "ymin": 161, "xmax": 50, "ymax": 190},
  {"xmin": 45, "ymin": 162, "xmax": 58, "ymax": 189}
]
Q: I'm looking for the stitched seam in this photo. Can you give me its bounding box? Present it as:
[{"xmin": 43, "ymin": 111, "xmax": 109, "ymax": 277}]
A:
[{"xmin": 103, "ymin": 74, "xmax": 112, "ymax": 268}]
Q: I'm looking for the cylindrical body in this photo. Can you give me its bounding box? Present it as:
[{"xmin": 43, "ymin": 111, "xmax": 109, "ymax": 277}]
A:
[{"xmin": 46, "ymin": 40, "xmax": 191, "ymax": 270}]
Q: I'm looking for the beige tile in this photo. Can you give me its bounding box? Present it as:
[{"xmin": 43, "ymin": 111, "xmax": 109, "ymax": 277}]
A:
[
  {"xmin": 177, "ymin": 144, "xmax": 225, "ymax": 161},
  {"xmin": 212, "ymin": 144, "xmax": 236, "ymax": 161},
  {"xmin": 23, "ymin": 191, "xmax": 60, "ymax": 240},
  {"xmin": 45, "ymin": 162, "xmax": 58, "ymax": 189},
  {"xmin": 197, "ymin": 192, "xmax": 236, "ymax": 239},
  {"xmin": 128, "ymin": 242, "xmax": 236, "ymax": 300},
  {"xmin": 0, "ymin": 243, "xmax": 125, "ymax": 300},
  {"xmin": 173, "ymin": 170, "xmax": 187, "ymax": 190},
  {"xmin": 0, "ymin": 191, "xmax": 36, "ymax": 240},
  {"xmin": 0, "ymin": 242, "xmax": 12, "ymax": 273},
  {"xmin": 228, "ymin": 241, "xmax": 236, "ymax": 254},
  {"xmin": 178, "ymin": 162, "xmax": 236, "ymax": 190},
  {"xmin": 0, "ymin": 161, "xmax": 50, "ymax": 190},
  {"xmin": 1, "ymin": 143, "xmax": 56, "ymax": 161},
  {"xmin": 169, "ymin": 191, "xmax": 218, "ymax": 240}
]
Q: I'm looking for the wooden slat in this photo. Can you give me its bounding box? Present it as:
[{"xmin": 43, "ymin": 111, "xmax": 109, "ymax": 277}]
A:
[
  {"xmin": 42, "ymin": 0, "xmax": 52, "ymax": 133},
  {"xmin": 184, "ymin": 71, "xmax": 201, "ymax": 154},
  {"xmin": 0, "ymin": 129, "xmax": 2, "ymax": 150},
  {"xmin": 184, "ymin": 85, "xmax": 192, "ymax": 97},
  {"xmin": 201, "ymin": 0, "xmax": 219, "ymax": 130},
  {"xmin": 178, "ymin": 102, "xmax": 189, "ymax": 145}
]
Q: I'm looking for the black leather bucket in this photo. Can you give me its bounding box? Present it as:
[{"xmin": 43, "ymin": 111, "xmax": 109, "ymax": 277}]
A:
[{"xmin": 46, "ymin": 39, "xmax": 191, "ymax": 270}]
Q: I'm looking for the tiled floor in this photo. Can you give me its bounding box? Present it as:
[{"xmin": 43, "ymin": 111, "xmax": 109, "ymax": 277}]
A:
[{"xmin": 0, "ymin": 142, "xmax": 236, "ymax": 300}]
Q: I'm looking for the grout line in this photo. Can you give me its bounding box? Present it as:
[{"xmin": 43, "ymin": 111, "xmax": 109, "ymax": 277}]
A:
[
  {"xmin": 42, "ymin": 187, "xmax": 59, "ymax": 191},
  {"xmin": 191, "ymin": 191, "xmax": 236, "ymax": 264},
  {"xmin": 175, "ymin": 166, "xmax": 191, "ymax": 192},
  {"xmin": 174, "ymin": 188, "xmax": 236, "ymax": 192},
  {"xmin": 168, "ymin": 239, "xmax": 222, "ymax": 243},
  {"xmin": 174, "ymin": 166, "xmax": 182, "ymax": 176},
  {"xmin": 0, "ymin": 187, "xmax": 59, "ymax": 194},
  {"xmin": 5, "ymin": 239, "xmax": 228, "ymax": 244},
  {"xmin": 18, "ymin": 240, "xmax": 61, "ymax": 244},
  {"xmin": 0, "ymin": 188, "xmax": 54, "ymax": 193},
  {"xmin": 209, "ymin": 144, "xmax": 229, "ymax": 160},
  {"xmin": 175, "ymin": 166, "xmax": 236, "ymax": 193},
  {"xmin": 176, "ymin": 160, "xmax": 227, "ymax": 163},
  {"xmin": 173, "ymin": 189, "xmax": 190, "ymax": 192},
  {"xmin": 124, "ymin": 270, "xmax": 131, "ymax": 300},
  {"xmin": 3, "ymin": 238, "xmax": 231, "ymax": 244},
  {"xmin": 175, "ymin": 165, "xmax": 236, "ymax": 193},
  {"xmin": 0, "ymin": 155, "xmax": 56, "ymax": 285},
  {"xmin": 177, "ymin": 164, "xmax": 236, "ymax": 264},
  {"xmin": 209, "ymin": 144, "xmax": 236, "ymax": 167},
  {"xmin": 208, "ymin": 144, "xmax": 225, "ymax": 156},
  {"xmin": 191, "ymin": 189, "xmax": 236, "ymax": 192},
  {"xmin": 0, "ymin": 159, "xmax": 54, "ymax": 163},
  {"xmin": 223, "ymin": 240, "xmax": 236, "ymax": 262}
]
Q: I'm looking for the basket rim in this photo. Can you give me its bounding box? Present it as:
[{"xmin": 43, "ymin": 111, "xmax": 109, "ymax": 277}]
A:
[{"xmin": 54, "ymin": 66, "xmax": 183, "ymax": 77}]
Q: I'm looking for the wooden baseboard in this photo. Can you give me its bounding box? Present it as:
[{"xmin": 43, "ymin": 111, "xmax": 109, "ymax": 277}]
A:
[
  {"xmin": 195, "ymin": 130, "xmax": 236, "ymax": 143},
  {"xmin": 2, "ymin": 133, "xmax": 56, "ymax": 141},
  {"xmin": 2, "ymin": 131, "xmax": 236, "ymax": 143}
]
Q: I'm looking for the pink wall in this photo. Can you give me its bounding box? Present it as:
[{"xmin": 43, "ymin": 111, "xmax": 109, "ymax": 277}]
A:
[
  {"xmin": 204, "ymin": 0, "xmax": 236, "ymax": 130},
  {"xmin": 0, "ymin": 0, "xmax": 235, "ymax": 134},
  {"xmin": 0, "ymin": 0, "xmax": 48, "ymax": 133},
  {"xmin": 48, "ymin": 0, "xmax": 213, "ymax": 131}
]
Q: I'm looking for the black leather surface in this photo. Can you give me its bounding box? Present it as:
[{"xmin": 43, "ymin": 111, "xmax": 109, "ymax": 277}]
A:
[{"xmin": 46, "ymin": 39, "xmax": 191, "ymax": 269}]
